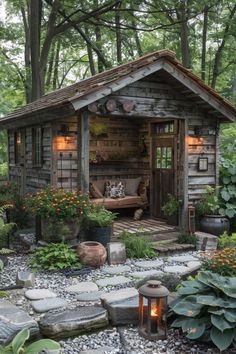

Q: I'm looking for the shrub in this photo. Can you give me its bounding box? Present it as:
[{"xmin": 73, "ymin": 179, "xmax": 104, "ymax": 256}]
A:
[
  {"xmin": 218, "ymin": 232, "xmax": 236, "ymax": 249},
  {"xmin": 195, "ymin": 186, "xmax": 220, "ymax": 216},
  {"xmin": 29, "ymin": 243, "xmax": 82, "ymax": 271},
  {"xmin": 177, "ymin": 233, "xmax": 197, "ymax": 245},
  {"xmin": 170, "ymin": 271, "xmax": 236, "ymax": 351},
  {"xmin": 0, "ymin": 291, "xmax": 8, "ymax": 298},
  {"xmin": 0, "ymin": 205, "xmax": 16, "ymax": 248},
  {"xmin": 161, "ymin": 194, "xmax": 180, "ymax": 216},
  {"xmin": 201, "ymin": 248, "xmax": 236, "ymax": 276},
  {"xmin": 84, "ymin": 206, "xmax": 117, "ymax": 228},
  {"xmin": 120, "ymin": 231, "xmax": 156, "ymax": 259}
]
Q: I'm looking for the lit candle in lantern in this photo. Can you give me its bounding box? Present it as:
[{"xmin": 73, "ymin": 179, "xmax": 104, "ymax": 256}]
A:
[{"xmin": 151, "ymin": 304, "xmax": 158, "ymax": 333}]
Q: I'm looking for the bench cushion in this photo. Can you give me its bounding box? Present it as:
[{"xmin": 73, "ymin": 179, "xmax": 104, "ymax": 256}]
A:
[{"xmin": 91, "ymin": 196, "xmax": 146, "ymax": 209}]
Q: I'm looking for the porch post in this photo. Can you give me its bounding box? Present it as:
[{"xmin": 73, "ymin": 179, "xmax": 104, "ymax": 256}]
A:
[
  {"xmin": 181, "ymin": 118, "xmax": 189, "ymax": 231},
  {"xmin": 79, "ymin": 110, "xmax": 89, "ymax": 193}
]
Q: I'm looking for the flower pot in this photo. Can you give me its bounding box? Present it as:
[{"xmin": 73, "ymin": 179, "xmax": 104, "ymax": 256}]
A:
[
  {"xmin": 85, "ymin": 226, "xmax": 112, "ymax": 246},
  {"xmin": 167, "ymin": 214, "xmax": 178, "ymax": 226},
  {"xmin": 77, "ymin": 241, "xmax": 107, "ymax": 268},
  {"xmin": 200, "ymin": 215, "xmax": 230, "ymax": 236},
  {"xmin": 41, "ymin": 218, "xmax": 81, "ymax": 242}
]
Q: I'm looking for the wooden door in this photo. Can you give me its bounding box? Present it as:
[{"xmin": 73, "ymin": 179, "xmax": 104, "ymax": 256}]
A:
[{"xmin": 151, "ymin": 121, "xmax": 177, "ymax": 219}]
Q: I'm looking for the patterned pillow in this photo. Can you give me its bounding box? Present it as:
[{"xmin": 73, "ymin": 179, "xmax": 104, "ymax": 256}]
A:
[{"xmin": 104, "ymin": 181, "xmax": 125, "ymax": 199}]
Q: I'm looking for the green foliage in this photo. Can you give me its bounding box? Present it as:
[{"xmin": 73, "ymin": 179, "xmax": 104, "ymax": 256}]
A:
[
  {"xmin": 0, "ymin": 259, "xmax": 4, "ymax": 271},
  {"xmin": 0, "ymin": 328, "xmax": 61, "ymax": 354},
  {"xmin": 84, "ymin": 206, "xmax": 117, "ymax": 228},
  {"xmin": 0, "ymin": 291, "xmax": 8, "ymax": 298},
  {"xmin": 29, "ymin": 242, "xmax": 81, "ymax": 271},
  {"xmin": 120, "ymin": 231, "xmax": 156, "ymax": 259},
  {"xmin": 0, "ymin": 248, "xmax": 15, "ymax": 255},
  {"xmin": 201, "ymin": 248, "xmax": 236, "ymax": 276},
  {"xmin": 218, "ymin": 232, "xmax": 236, "ymax": 249},
  {"xmin": 177, "ymin": 233, "xmax": 197, "ymax": 245},
  {"xmin": 161, "ymin": 194, "xmax": 180, "ymax": 216},
  {"xmin": 90, "ymin": 122, "xmax": 108, "ymax": 137},
  {"xmin": 195, "ymin": 186, "xmax": 220, "ymax": 216},
  {"xmin": 0, "ymin": 205, "xmax": 16, "ymax": 248},
  {"xmin": 170, "ymin": 271, "xmax": 236, "ymax": 351}
]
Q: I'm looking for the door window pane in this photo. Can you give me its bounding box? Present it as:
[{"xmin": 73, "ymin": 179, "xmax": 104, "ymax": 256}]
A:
[
  {"xmin": 156, "ymin": 146, "xmax": 172, "ymax": 169},
  {"xmin": 156, "ymin": 123, "xmax": 174, "ymax": 134}
]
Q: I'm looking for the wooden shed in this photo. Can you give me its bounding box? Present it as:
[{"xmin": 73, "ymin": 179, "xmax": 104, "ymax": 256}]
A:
[{"xmin": 0, "ymin": 49, "xmax": 235, "ymax": 229}]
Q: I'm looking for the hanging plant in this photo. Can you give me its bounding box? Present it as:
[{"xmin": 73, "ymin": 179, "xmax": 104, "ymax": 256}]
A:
[{"xmin": 90, "ymin": 122, "xmax": 108, "ymax": 137}]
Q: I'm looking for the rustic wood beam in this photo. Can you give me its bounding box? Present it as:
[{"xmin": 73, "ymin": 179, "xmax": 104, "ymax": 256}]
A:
[{"xmin": 79, "ymin": 110, "xmax": 89, "ymax": 193}]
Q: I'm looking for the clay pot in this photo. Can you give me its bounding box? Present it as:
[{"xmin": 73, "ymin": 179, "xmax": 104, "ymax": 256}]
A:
[{"xmin": 77, "ymin": 241, "xmax": 107, "ymax": 268}]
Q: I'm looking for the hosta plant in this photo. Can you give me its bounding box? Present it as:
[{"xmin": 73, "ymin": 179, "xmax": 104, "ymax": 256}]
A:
[
  {"xmin": 0, "ymin": 327, "xmax": 61, "ymax": 353},
  {"xmin": 170, "ymin": 271, "xmax": 236, "ymax": 351},
  {"xmin": 201, "ymin": 248, "xmax": 236, "ymax": 276}
]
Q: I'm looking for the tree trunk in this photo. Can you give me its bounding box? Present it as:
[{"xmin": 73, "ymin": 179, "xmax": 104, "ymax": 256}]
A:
[
  {"xmin": 52, "ymin": 40, "xmax": 60, "ymax": 90},
  {"xmin": 115, "ymin": 1, "xmax": 122, "ymax": 64},
  {"xmin": 21, "ymin": 5, "xmax": 31, "ymax": 103},
  {"xmin": 95, "ymin": 25, "xmax": 103, "ymax": 72},
  {"xmin": 85, "ymin": 26, "xmax": 96, "ymax": 75},
  {"xmin": 45, "ymin": 41, "xmax": 55, "ymax": 89},
  {"xmin": 178, "ymin": 0, "xmax": 191, "ymax": 69},
  {"xmin": 201, "ymin": 6, "xmax": 208, "ymax": 81}
]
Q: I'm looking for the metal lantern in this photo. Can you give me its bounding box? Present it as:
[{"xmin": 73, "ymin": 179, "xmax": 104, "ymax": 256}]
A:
[{"xmin": 138, "ymin": 280, "xmax": 169, "ymax": 340}]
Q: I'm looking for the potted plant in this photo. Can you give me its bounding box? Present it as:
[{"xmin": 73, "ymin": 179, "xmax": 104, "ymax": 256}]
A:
[
  {"xmin": 83, "ymin": 206, "xmax": 117, "ymax": 246},
  {"xmin": 25, "ymin": 187, "xmax": 90, "ymax": 242},
  {"xmin": 195, "ymin": 185, "xmax": 230, "ymax": 236},
  {"xmin": 161, "ymin": 194, "xmax": 180, "ymax": 226}
]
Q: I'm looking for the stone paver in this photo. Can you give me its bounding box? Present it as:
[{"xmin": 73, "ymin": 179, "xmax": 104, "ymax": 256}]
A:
[
  {"xmin": 16, "ymin": 271, "xmax": 35, "ymax": 288},
  {"xmin": 196, "ymin": 231, "xmax": 218, "ymax": 251},
  {"xmin": 31, "ymin": 297, "xmax": 68, "ymax": 313},
  {"xmin": 95, "ymin": 276, "xmax": 132, "ymax": 287},
  {"xmin": 25, "ymin": 289, "xmax": 57, "ymax": 300},
  {"xmin": 100, "ymin": 288, "xmax": 138, "ymax": 304},
  {"xmin": 107, "ymin": 242, "xmax": 126, "ymax": 265},
  {"xmin": 76, "ymin": 291, "xmax": 104, "ymax": 302},
  {"xmin": 132, "ymin": 270, "xmax": 164, "ymax": 278},
  {"xmin": 80, "ymin": 347, "xmax": 116, "ymax": 354},
  {"xmin": 102, "ymin": 265, "xmax": 131, "ymax": 275},
  {"xmin": 167, "ymin": 255, "xmax": 198, "ymax": 263},
  {"xmin": 163, "ymin": 265, "xmax": 190, "ymax": 274},
  {"xmin": 103, "ymin": 296, "xmax": 140, "ymax": 325},
  {"xmin": 65, "ymin": 282, "xmax": 98, "ymax": 294},
  {"xmin": 134, "ymin": 259, "xmax": 164, "ymax": 268}
]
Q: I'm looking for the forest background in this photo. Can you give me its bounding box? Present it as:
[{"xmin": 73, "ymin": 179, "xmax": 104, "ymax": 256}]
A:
[{"xmin": 0, "ymin": 0, "xmax": 236, "ymax": 222}]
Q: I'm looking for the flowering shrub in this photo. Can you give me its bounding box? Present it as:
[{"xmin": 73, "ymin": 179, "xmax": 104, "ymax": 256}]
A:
[
  {"xmin": 201, "ymin": 248, "xmax": 236, "ymax": 276},
  {"xmin": 25, "ymin": 188, "xmax": 90, "ymax": 220}
]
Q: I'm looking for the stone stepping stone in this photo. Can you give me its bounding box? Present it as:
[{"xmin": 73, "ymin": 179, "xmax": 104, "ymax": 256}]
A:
[
  {"xmin": 31, "ymin": 297, "xmax": 68, "ymax": 313},
  {"xmin": 164, "ymin": 265, "xmax": 190, "ymax": 274},
  {"xmin": 25, "ymin": 289, "xmax": 57, "ymax": 300},
  {"xmin": 0, "ymin": 300, "xmax": 39, "ymax": 345},
  {"xmin": 187, "ymin": 261, "xmax": 201, "ymax": 272},
  {"xmin": 102, "ymin": 265, "xmax": 131, "ymax": 275},
  {"xmin": 100, "ymin": 288, "xmax": 138, "ymax": 304},
  {"xmin": 16, "ymin": 271, "xmax": 35, "ymax": 288},
  {"xmin": 134, "ymin": 259, "xmax": 164, "ymax": 268},
  {"xmin": 167, "ymin": 255, "xmax": 198, "ymax": 263},
  {"xmin": 95, "ymin": 276, "xmax": 132, "ymax": 287},
  {"xmin": 65, "ymin": 282, "xmax": 98, "ymax": 294},
  {"xmin": 76, "ymin": 291, "xmax": 104, "ymax": 302},
  {"xmin": 39, "ymin": 306, "xmax": 108, "ymax": 340},
  {"xmin": 80, "ymin": 347, "xmax": 116, "ymax": 354},
  {"xmin": 132, "ymin": 270, "xmax": 164, "ymax": 278}
]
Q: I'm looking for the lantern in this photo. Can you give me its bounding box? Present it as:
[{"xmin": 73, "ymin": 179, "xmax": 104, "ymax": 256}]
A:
[{"xmin": 138, "ymin": 280, "xmax": 169, "ymax": 340}]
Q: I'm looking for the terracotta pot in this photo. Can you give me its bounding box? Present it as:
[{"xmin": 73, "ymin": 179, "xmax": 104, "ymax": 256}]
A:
[
  {"xmin": 77, "ymin": 241, "xmax": 107, "ymax": 268},
  {"xmin": 41, "ymin": 218, "xmax": 81, "ymax": 242}
]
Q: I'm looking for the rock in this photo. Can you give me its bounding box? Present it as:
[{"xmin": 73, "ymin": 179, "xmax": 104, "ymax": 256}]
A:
[
  {"xmin": 76, "ymin": 291, "xmax": 104, "ymax": 302},
  {"xmin": 100, "ymin": 288, "xmax": 138, "ymax": 304},
  {"xmin": 16, "ymin": 271, "xmax": 35, "ymax": 288},
  {"xmin": 65, "ymin": 282, "xmax": 98, "ymax": 294},
  {"xmin": 134, "ymin": 259, "xmax": 164, "ymax": 268},
  {"xmin": 102, "ymin": 265, "xmax": 131, "ymax": 275},
  {"xmin": 107, "ymin": 242, "xmax": 126, "ymax": 265},
  {"xmin": 163, "ymin": 265, "xmax": 190, "ymax": 274},
  {"xmin": 31, "ymin": 298, "xmax": 68, "ymax": 313},
  {"xmin": 25, "ymin": 289, "xmax": 57, "ymax": 300},
  {"xmin": 195, "ymin": 231, "xmax": 218, "ymax": 251},
  {"xmin": 103, "ymin": 296, "xmax": 140, "ymax": 325},
  {"xmin": 132, "ymin": 270, "xmax": 164, "ymax": 278},
  {"xmin": 80, "ymin": 347, "xmax": 116, "ymax": 354},
  {"xmin": 187, "ymin": 261, "xmax": 201, "ymax": 270},
  {"xmin": 39, "ymin": 306, "xmax": 108, "ymax": 340},
  {"xmin": 95, "ymin": 276, "xmax": 132, "ymax": 287},
  {"xmin": 0, "ymin": 300, "xmax": 39, "ymax": 345},
  {"xmin": 167, "ymin": 255, "xmax": 198, "ymax": 263}
]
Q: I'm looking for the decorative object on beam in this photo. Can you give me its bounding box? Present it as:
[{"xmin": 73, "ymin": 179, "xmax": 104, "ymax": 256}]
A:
[
  {"xmin": 87, "ymin": 99, "xmax": 135, "ymax": 114},
  {"xmin": 198, "ymin": 157, "xmax": 208, "ymax": 171},
  {"xmin": 122, "ymin": 100, "xmax": 135, "ymax": 112},
  {"xmin": 105, "ymin": 99, "xmax": 117, "ymax": 112},
  {"xmin": 88, "ymin": 103, "xmax": 98, "ymax": 113}
]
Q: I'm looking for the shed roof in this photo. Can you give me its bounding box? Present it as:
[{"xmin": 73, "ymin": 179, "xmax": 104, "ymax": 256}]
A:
[{"xmin": 0, "ymin": 49, "xmax": 236, "ymax": 127}]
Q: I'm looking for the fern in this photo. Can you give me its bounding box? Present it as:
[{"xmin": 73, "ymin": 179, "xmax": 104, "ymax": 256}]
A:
[{"xmin": 0, "ymin": 204, "xmax": 16, "ymax": 247}]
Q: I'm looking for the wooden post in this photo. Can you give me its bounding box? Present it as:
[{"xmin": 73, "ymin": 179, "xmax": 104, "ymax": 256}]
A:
[
  {"xmin": 181, "ymin": 119, "xmax": 189, "ymax": 231},
  {"xmin": 79, "ymin": 110, "xmax": 90, "ymax": 193}
]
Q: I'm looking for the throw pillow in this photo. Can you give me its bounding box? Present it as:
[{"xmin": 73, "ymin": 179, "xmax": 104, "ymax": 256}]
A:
[
  {"xmin": 123, "ymin": 177, "xmax": 142, "ymax": 196},
  {"xmin": 89, "ymin": 182, "xmax": 103, "ymax": 198},
  {"xmin": 104, "ymin": 181, "xmax": 125, "ymax": 199}
]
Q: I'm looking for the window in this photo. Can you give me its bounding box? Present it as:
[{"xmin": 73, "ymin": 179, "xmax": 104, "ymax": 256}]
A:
[
  {"xmin": 156, "ymin": 147, "xmax": 172, "ymax": 169},
  {"xmin": 14, "ymin": 131, "xmax": 21, "ymax": 164},
  {"xmin": 156, "ymin": 123, "xmax": 174, "ymax": 134},
  {"xmin": 32, "ymin": 127, "xmax": 42, "ymax": 165}
]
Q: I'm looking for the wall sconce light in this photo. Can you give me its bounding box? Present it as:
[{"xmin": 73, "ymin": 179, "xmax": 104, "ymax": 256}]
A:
[
  {"xmin": 16, "ymin": 132, "xmax": 21, "ymax": 144},
  {"xmin": 138, "ymin": 280, "xmax": 169, "ymax": 340},
  {"xmin": 55, "ymin": 124, "xmax": 76, "ymax": 150}
]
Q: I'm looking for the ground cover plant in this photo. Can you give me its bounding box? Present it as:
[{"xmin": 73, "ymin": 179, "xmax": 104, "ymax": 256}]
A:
[
  {"xmin": 218, "ymin": 232, "xmax": 236, "ymax": 249},
  {"xmin": 120, "ymin": 230, "xmax": 156, "ymax": 258},
  {"xmin": 0, "ymin": 205, "xmax": 16, "ymax": 248},
  {"xmin": 170, "ymin": 271, "xmax": 236, "ymax": 351},
  {"xmin": 177, "ymin": 233, "xmax": 197, "ymax": 245},
  {"xmin": 201, "ymin": 248, "xmax": 236, "ymax": 276},
  {"xmin": 29, "ymin": 243, "xmax": 81, "ymax": 271}
]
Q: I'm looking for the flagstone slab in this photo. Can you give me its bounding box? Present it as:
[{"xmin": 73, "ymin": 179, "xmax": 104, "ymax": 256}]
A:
[
  {"xmin": 76, "ymin": 291, "xmax": 104, "ymax": 302},
  {"xmin": 100, "ymin": 288, "xmax": 138, "ymax": 304},
  {"xmin": 132, "ymin": 270, "xmax": 164, "ymax": 278},
  {"xmin": 31, "ymin": 297, "xmax": 68, "ymax": 313},
  {"xmin": 95, "ymin": 276, "xmax": 132, "ymax": 287},
  {"xmin": 65, "ymin": 282, "xmax": 98, "ymax": 294},
  {"xmin": 102, "ymin": 265, "xmax": 131, "ymax": 275},
  {"xmin": 163, "ymin": 265, "xmax": 190, "ymax": 274},
  {"xmin": 0, "ymin": 300, "xmax": 39, "ymax": 345},
  {"xmin": 80, "ymin": 347, "xmax": 117, "ymax": 354},
  {"xmin": 133, "ymin": 259, "xmax": 164, "ymax": 268},
  {"xmin": 104, "ymin": 296, "xmax": 140, "ymax": 325},
  {"xmin": 25, "ymin": 289, "xmax": 57, "ymax": 300},
  {"xmin": 39, "ymin": 306, "xmax": 108, "ymax": 339},
  {"xmin": 167, "ymin": 255, "xmax": 198, "ymax": 263}
]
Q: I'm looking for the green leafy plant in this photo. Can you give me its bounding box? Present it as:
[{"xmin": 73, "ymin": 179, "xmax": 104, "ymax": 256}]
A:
[
  {"xmin": 0, "ymin": 205, "xmax": 16, "ymax": 248},
  {"xmin": 0, "ymin": 248, "xmax": 15, "ymax": 255},
  {"xmin": 161, "ymin": 194, "xmax": 180, "ymax": 216},
  {"xmin": 0, "ymin": 258, "xmax": 4, "ymax": 271},
  {"xmin": 195, "ymin": 186, "xmax": 220, "ymax": 216},
  {"xmin": 0, "ymin": 291, "xmax": 8, "ymax": 298},
  {"xmin": 120, "ymin": 231, "xmax": 156, "ymax": 259},
  {"xmin": 170, "ymin": 271, "xmax": 236, "ymax": 351},
  {"xmin": 177, "ymin": 233, "xmax": 197, "ymax": 245},
  {"xmin": 29, "ymin": 243, "xmax": 81, "ymax": 271},
  {"xmin": 201, "ymin": 248, "xmax": 236, "ymax": 276},
  {"xmin": 218, "ymin": 232, "xmax": 236, "ymax": 249},
  {"xmin": 90, "ymin": 122, "xmax": 108, "ymax": 137},
  {"xmin": 0, "ymin": 327, "xmax": 61, "ymax": 353},
  {"xmin": 84, "ymin": 206, "xmax": 117, "ymax": 228}
]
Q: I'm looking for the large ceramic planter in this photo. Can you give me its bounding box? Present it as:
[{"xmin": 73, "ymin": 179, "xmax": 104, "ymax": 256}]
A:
[
  {"xmin": 77, "ymin": 241, "xmax": 107, "ymax": 268},
  {"xmin": 41, "ymin": 218, "xmax": 81, "ymax": 242},
  {"xmin": 200, "ymin": 215, "xmax": 230, "ymax": 236},
  {"xmin": 85, "ymin": 226, "xmax": 112, "ymax": 247}
]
